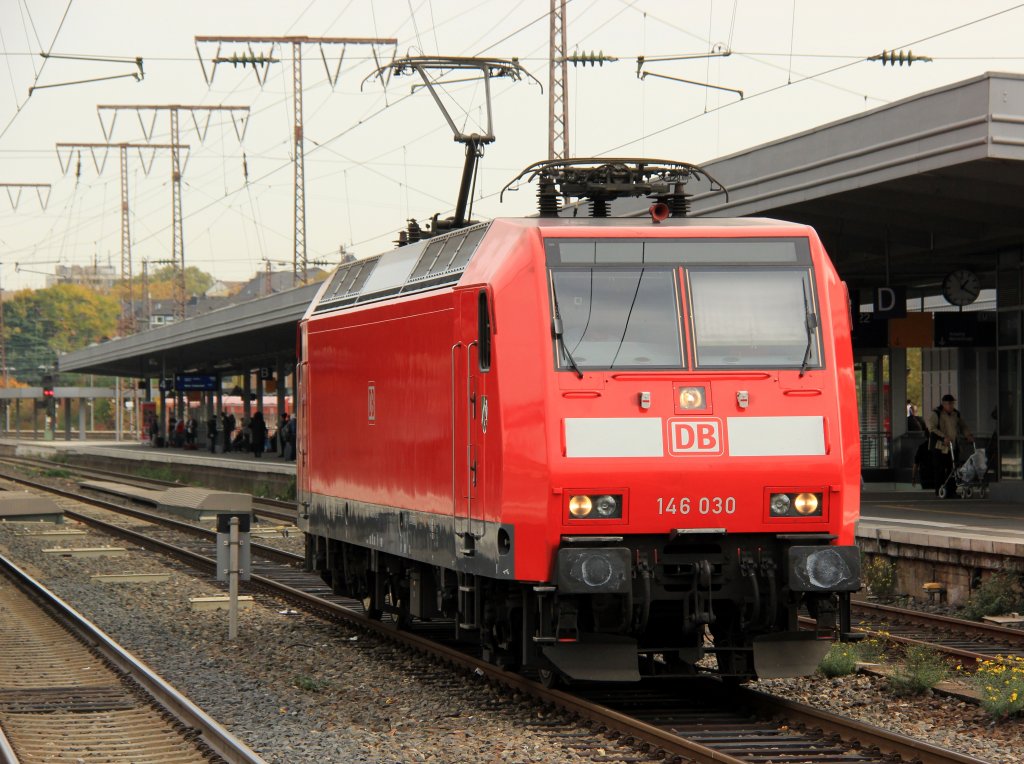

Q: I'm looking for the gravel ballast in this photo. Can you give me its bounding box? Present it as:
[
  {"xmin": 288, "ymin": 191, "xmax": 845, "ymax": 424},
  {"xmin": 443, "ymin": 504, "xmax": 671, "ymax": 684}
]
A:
[{"xmin": 1, "ymin": 481, "xmax": 1022, "ymax": 762}]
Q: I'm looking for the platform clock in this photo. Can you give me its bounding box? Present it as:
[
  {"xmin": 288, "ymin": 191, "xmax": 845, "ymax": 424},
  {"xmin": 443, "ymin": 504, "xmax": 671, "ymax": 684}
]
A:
[{"xmin": 941, "ymin": 268, "xmax": 981, "ymax": 307}]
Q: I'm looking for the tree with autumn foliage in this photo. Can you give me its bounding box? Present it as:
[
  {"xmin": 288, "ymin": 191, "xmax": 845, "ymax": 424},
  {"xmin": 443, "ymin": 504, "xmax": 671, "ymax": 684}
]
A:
[
  {"xmin": 108, "ymin": 265, "xmax": 215, "ymax": 305},
  {"xmin": 2, "ymin": 284, "xmax": 119, "ymax": 385}
]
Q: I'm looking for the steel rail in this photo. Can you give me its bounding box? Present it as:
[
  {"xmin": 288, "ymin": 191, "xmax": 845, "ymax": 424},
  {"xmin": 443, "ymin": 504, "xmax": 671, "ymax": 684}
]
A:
[
  {"xmin": 799, "ymin": 599, "xmax": 1024, "ymax": 665},
  {"xmin": 0, "ymin": 551, "xmax": 266, "ymax": 764},
  {"xmin": 735, "ymin": 687, "xmax": 985, "ymax": 764},
  {"xmin": 855, "ymin": 600, "xmax": 1024, "ymax": 644},
  {"xmin": 0, "ymin": 725, "xmax": 18, "ymax": 764},
  {"xmin": 0, "ymin": 465, "xmax": 302, "ymax": 566}
]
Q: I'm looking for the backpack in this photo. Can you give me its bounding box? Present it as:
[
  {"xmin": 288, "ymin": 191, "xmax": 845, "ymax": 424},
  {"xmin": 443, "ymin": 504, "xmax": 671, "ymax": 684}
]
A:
[{"xmin": 928, "ymin": 406, "xmax": 960, "ymax": 450}]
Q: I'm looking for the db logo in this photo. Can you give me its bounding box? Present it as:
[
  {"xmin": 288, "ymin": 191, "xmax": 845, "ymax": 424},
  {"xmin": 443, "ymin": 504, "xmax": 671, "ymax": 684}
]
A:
[{"xmin": 667, "ymin": 418, "xmax": 723, "ymax": 456}]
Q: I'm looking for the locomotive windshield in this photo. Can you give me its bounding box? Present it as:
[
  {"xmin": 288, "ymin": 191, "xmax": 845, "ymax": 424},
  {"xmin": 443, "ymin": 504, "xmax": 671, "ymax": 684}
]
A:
[
  {"xmin": 550, "ymin": 268, "xmax": 683, "ymax": 369},
  {"xmin": 687, "ymin": 269, "xmax": 821, "ymax": 369},
  {"xmin": 546, "ymin": 237, "xmax": 822, "ymax": 372}
]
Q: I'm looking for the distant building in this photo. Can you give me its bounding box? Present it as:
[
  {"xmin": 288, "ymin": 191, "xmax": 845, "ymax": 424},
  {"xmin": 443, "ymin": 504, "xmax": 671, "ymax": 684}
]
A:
[
  {"xmin": 204, "ymin": 280, "xmax": 244, "ymax": 298},
  {"xmin": 47, "ymin": 263, "xmax": 118, "ymax": 289}
]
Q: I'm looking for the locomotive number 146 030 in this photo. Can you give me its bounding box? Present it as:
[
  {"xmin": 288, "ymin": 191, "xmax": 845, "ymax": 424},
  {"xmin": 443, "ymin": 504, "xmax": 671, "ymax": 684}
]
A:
[{"xmin": 656, "ymin": 496, "xmax": 737, "ymax": 515}]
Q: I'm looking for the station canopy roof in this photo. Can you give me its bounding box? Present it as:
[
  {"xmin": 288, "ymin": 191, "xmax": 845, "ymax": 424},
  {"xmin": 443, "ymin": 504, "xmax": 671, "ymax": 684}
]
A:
[
  {"xmin": 683, "ymin": 71, "xmax": 1024, "ymax": 295},
  {"xmin": 60, "ymin": 72, "xmax": 1024, "ymax": 379},
  {"xmin": 59, "ymin": 282, "xmax": 320, "ymax": 378}
]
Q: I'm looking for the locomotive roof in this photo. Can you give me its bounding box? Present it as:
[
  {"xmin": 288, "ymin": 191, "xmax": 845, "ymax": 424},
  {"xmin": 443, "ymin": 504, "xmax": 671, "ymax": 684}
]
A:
[
  {"xmin": 306, "ymin": 216, "xmax": 815, "ymax": 320},
  {"xmin": 517, "ymin": 215, "xmax": 802, "ymax": 228}
]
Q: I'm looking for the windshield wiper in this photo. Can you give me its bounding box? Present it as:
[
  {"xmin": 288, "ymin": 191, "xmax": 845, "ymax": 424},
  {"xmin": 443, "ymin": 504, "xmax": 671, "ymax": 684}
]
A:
[
  {"xmin": 799, "ymin": 280, "xmax": 818, "ymax": 377},
  {"xmin": 551, "ymin": 283, "xmax": 584, "ymax": 379}
]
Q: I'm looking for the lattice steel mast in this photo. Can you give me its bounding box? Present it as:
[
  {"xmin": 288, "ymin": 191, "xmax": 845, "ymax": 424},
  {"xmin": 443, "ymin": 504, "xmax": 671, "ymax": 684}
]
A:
[
  {"xmin": 548, "ymin": 0, "xmax": 569, "ymax": 161},
  {"xmin": 55, "ymin": 142, "xmax": 186, "ymax": 334},
  {"xmin": 97, "ymin": 104, "xmax": 250, "ymax": 321},
  {"xmin": 195, "ymin": 36, "xmax": 396, "ymax": 285}
]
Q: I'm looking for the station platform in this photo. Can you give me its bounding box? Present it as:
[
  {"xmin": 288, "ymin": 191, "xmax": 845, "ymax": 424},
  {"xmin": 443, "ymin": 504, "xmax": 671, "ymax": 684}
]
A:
[
  {"xmin": 0, "ymin": 437, "xmax": 294, "ymax": 497},
  {"xmin": 860, "ymin": 484, "xmax": 1023, "ymax": 553},
  {"xmin": 859, "ymin": 483, "xmax": 1024, "ymax": 602}
]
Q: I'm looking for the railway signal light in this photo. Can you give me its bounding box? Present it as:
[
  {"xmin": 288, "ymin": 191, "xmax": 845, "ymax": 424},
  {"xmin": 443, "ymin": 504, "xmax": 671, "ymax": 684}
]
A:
[{"xmin": 41, "ymin": 374, "xmax": 54, "ymax": 399}]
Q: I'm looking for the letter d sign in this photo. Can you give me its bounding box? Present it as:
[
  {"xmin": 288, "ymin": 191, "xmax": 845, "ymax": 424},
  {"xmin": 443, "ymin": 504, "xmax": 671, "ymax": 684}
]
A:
[{"xmin": 874, "ymin": 286, "xmax": 906, "ymax": 318}]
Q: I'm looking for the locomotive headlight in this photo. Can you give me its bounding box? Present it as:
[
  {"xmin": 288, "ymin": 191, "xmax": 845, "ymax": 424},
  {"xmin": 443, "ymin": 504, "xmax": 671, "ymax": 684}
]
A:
[
  {"xmin": 568, "ymin": 495, "xmax": 593, "ymax": 517},
  {"xmin": 770, "ymin": 494, "xmax": 791, "ymax": 516},
  {"xmin": 768, "ymin": 492, "xmax": 823, "ymax": 518},
  {"xmin": 567, "ymin": 493, "xmax": 624, "ymax": 520},
  {"xmin": 594, "ymin": 494, "xmax": 618, "ymax": 517},
  {"xmin": 794, "ymin": 493, "xmax": 820, "ymax": 515},
  {"xmin": 678, "ymin": 386, "xmax": 706, "ymax": 409}
]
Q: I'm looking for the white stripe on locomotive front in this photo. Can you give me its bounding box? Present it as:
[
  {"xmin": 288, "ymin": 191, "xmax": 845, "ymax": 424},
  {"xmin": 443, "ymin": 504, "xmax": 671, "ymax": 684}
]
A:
[
  {"xmin": 564, "ymin": 418, "xmax": 665, "ymax": 458},
  {"xmin": 726, "ymin": 416, "xmax": 826, "ymax": 457},
  {"xmin": 561, "ymin": 415, "xmax": 828, "ymax": 458}
]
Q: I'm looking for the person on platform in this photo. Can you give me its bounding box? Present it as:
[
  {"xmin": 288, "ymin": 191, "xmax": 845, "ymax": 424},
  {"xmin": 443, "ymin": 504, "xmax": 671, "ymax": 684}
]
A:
[
  {"xmin": 278, "ymin": 412, "xmax": 290, "ymax": 458},
  {"xmin": 206, "ymin": 414, "xmax": 218, "ymax": 453},
  {"xmin": 928, "ymin": 394, "xmax": 974, "ymax": 497},
  {"xmin": 250, "ymin": 411, "xmax": 268, "ymax": 458},
  {"xmin": 286, "ymin": 414, "xmax": 296, "ymax": 461},
  {"xmin": 221, "ymin": 412, "xmax": 231, "ymax": 453}
]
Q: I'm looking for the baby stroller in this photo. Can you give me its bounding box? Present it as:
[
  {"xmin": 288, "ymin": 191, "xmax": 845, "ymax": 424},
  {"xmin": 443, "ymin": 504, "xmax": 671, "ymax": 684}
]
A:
[{"xmin": 937, "ymin": 441, "xmax": 988, "ymax": 499}]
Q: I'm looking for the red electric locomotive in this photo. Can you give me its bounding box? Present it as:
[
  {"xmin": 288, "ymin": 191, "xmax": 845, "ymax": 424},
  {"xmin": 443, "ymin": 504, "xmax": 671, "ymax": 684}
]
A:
[{"xmin": 298, "ymin": 160, "xmax": 861, "ymax": 683}]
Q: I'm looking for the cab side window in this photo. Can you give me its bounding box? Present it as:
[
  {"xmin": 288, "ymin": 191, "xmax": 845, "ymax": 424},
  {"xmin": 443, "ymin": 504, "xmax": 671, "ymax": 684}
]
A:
[{"xmin": 478, "ymin": 290, "xmax": 492, "ymax": 372}]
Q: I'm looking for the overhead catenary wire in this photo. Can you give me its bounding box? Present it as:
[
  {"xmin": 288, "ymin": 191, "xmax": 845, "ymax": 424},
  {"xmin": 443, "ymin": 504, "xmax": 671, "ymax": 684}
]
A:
[
  {"xmin": 599, "ymin": 1, "xmax": 1024, "ymax": 156},
  {"xmin": 0, "ymin": 0, "xmax": 74, "ymax": 142},
  {"xmin": 11, "ymin": 2, "xmax": 1024, "ymax": 286}
]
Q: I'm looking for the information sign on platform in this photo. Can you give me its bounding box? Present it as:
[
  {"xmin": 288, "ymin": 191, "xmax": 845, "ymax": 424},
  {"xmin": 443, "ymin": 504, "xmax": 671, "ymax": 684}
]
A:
[
  {"xmin": 934, "ymin": 312, "xmax": 996, "ymax": 347},
  {"xmin": 174, "ymin": 374, "xmax": 218, "ymax": 391}
]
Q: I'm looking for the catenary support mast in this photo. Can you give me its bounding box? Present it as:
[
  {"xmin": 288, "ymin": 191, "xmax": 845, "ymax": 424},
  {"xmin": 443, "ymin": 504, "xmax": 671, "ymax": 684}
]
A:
[
  {"xmin": 548, "ymin": 0, "xmax": 569, "ymax": 161},
  {"xmin": 195, "ymin": 36, "xmax": 396, "ymax": 285}
]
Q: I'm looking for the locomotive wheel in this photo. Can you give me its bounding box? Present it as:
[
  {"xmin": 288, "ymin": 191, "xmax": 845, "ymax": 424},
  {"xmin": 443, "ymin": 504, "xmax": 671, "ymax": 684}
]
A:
[
  {"xmin": 482, "ymin": 618, "xmax": 520, "ymax": 671},
  {"xmin": 362, "ymin": 594, "xmax": 383, "ymax": 621},
  {"xmin": 362, "ymin": 572, "xmax": 383, "ymax": 620},
  {"xmin": 383, "ymin": 575, "xmax": 412, "ymax": 629},
  {"xmin": 538, "ymin": 667, "xmax": 567, "ymax": 689}
]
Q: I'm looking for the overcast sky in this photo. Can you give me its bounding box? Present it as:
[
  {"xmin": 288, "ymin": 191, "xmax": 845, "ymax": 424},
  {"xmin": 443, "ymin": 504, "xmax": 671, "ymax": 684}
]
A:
[{"xmin": 1, "ymin": 0, "xmax": 1023, "ymax": 291}]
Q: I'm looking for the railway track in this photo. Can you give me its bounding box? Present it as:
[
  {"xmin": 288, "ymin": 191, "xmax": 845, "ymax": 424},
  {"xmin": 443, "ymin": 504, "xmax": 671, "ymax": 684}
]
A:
[
  {"xmin": 853, "ymin": 600, "xmax": 1024, "ymax": 660},
  {"xmin": 795, "ymin": 600, "xmax": 1024, "ymax": 666},
  {"xmin": 0, "ymin": 454, "xmax": 297, "ymax": 524},
  {"xmin": 0, "ymin": 468, "xmax": 992, "ymax": 764},
  {"xmin": 0, "ymin": 551, "xmax": 264, "ymax": 763}
]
